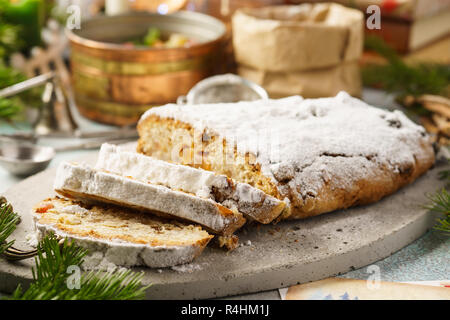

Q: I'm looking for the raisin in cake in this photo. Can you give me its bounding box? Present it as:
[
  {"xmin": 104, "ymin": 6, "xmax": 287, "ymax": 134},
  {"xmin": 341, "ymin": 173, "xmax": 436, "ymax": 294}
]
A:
[{"xmin": 137, "ymin": 92, "xmax": 435, "ymax": 219}]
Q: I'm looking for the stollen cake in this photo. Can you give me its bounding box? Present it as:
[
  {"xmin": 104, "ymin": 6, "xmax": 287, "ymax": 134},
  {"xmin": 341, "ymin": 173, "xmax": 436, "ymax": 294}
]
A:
[
  {"xmin": 137, "ymin": 91, "xmax": 435, "ymax": 219},
  {"xmin": 96, "ymin": 143, "xmax": 286, "ymax": 224},
  {"xmin": 32, "ymin": 197, "xmax": 213, "ymax": 268},
  {"xmin": 54, "ymin": 162, "xmax": 246, "ymax": 235}
]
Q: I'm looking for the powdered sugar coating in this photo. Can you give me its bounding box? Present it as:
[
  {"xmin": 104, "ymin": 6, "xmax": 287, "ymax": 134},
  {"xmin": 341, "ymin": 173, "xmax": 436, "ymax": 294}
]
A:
[
  {"xmin": 96, "ymin": 144, "xmax": 228, "ymax": 199},
  {"xmin": 140, "ymin": 92, "xmax": 434, "ymax": 202}
]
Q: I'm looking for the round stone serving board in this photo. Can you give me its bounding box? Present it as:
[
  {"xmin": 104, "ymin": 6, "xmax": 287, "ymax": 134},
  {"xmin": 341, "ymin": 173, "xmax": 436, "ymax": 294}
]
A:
[{"xmin": 0, "ymin": 153, "xmax": 446, "ymax": 299}]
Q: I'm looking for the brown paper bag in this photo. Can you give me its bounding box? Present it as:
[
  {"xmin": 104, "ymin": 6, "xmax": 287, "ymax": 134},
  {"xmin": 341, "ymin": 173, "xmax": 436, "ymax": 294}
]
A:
[{"xmin": 232, "ymin": 3, "xmax": 364, "ymax": 72}]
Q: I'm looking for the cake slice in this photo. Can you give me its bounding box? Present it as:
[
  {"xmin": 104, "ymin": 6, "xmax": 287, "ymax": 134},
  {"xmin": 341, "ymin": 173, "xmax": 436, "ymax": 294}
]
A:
[
  {"xmin": 95, "ymin": 143, "xmax": 286, "ymax": 224},
  {"xmin": 32, "ymin": 197, "xmax": 213, "ymax": 268},
  {"xmin": 54, "ymin": 162, "xmax": 246, "ymax": 235}
]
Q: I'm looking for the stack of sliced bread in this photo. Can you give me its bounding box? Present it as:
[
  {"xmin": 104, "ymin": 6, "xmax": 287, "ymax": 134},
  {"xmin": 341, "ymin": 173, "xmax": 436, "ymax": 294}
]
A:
[{"xmin": 33, "ymin": 92, "xmax": 435, "ymax": 268}]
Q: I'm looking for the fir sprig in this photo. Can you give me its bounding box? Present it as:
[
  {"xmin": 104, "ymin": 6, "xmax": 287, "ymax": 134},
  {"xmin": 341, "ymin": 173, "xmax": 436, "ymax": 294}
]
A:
[
  {"xmin": 0, "ymin": 198, "xmax": 149, "ymax": 300},
  {"xmin": 31, "ymin": 236, "xmax": 86, "ymax": 287},
  {"xmin": 0, "ymin": 199, "xmax": 20, "ymax": 254},
  {"xmin": 363, "ymin": 35, "xmax": 450, "ymax": 98},
  {"xmin": 0, "ymin": 48, "xmax": 42, "ymax": 123},
  {"xmin": 63, "ymin": 269, "xmax": 147, "ymax": 300},
  {"xmin": 12, "ymin": 234, "xmax": 148, "ymax": 300},
  {"xmin": 10, "ymin": 234, "xmax": 149, "ymax": 300},
  {"xmin": 425, "ymin": 150, "xmax": 450, "ymax": 235},
  {"xmin": 0, "ymin": 63, "xmax": 35, "ymax": 122},
  {"xmin": 0, "ymin": 1, "xmax": 24, "ymax": 61},
  {"xmin": 0, "ymin": 97, "xmax": 22, "ymax": 122},
  {"xmin": 426, "ymin": 189, "xmax": 450, "ymax": 235}
]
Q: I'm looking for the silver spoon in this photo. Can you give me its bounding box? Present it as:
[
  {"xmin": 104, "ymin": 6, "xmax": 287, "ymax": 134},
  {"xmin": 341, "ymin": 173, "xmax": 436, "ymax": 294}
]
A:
[{"xmin": 0, "ymin": 137, "xmax": 133, "ymax": 176}]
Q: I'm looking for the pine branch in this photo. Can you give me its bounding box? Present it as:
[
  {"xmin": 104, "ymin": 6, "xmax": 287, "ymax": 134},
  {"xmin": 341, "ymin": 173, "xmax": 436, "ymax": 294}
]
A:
[
  {"xmin": 0, "ymin": 198, "xmax": 148, "ymax": 300},
  {"xmin": 0, "ymin": 97, "xmax": 22, "ymax": 122},
  {"xmin": 0, "ymin": 64, "xmax": 25, "ymax": 122},
  {"xmin": 11, "ymin": 234, "xmax": 149, "ymax": 300},
  {"xmin": 0, "ymin": 1, "xmax": 24, "ymax": 60},
  {"xmin": 11, "ymin": 234, "xmax": 86, "ymax": 300},
  {"xmin": 0, "ymin": 199, "xmax": 20, "ymax": 255},
  {"xmin": 59, "ymin": 270, "xmax": 147, "ymax": 300},
  {"xmin": 0, "ymin": 63, "xmax": 42, "ymax": 123},
  {"xmin": 435, "ymin": 216, "xmax": 450, "ymax": 234},
  {"xmin": 425, "ymin": 153, "xmax": 450, "ymax": 235},
  {"xmin": 426, "ymin": 189, "xmax": 450, "ymax": 215},
  {"xmin": 438, "ymin": 170, "xmax": 450, "ymax": 182},
  {"xmin": 426, "ymin": 189, "xmax": 450, "ymax": 235},
  {"xmin": 363, "ymin": 35, "xmax": 450, "ymax": 98},
  {"xmin": 0, "ymin": 3, "xmax": 43, "ymax": 123},
  {"xmin": 35, "ymin": 236, "xmax": 87, "ymax": 286}
]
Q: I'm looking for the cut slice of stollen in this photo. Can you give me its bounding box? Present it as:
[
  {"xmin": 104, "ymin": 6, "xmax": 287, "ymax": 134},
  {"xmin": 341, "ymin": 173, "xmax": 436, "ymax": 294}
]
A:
[
  {"xmin": 96, "ymin": 143, "xmax": 286, "ymax": 224},
  {"xmin": 53, "ymin": 162, "xmax": 246, "ymax": 235},
  {"xmin": 32, "ymin": 197, "xmax": 213, "ymax": 268}
]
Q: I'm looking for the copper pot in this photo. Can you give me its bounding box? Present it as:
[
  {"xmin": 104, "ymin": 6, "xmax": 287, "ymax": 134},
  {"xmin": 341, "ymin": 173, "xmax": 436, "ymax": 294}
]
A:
[{"xmin": 67, "ymin": 11, "xmax": 227, "ymax": 126}]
